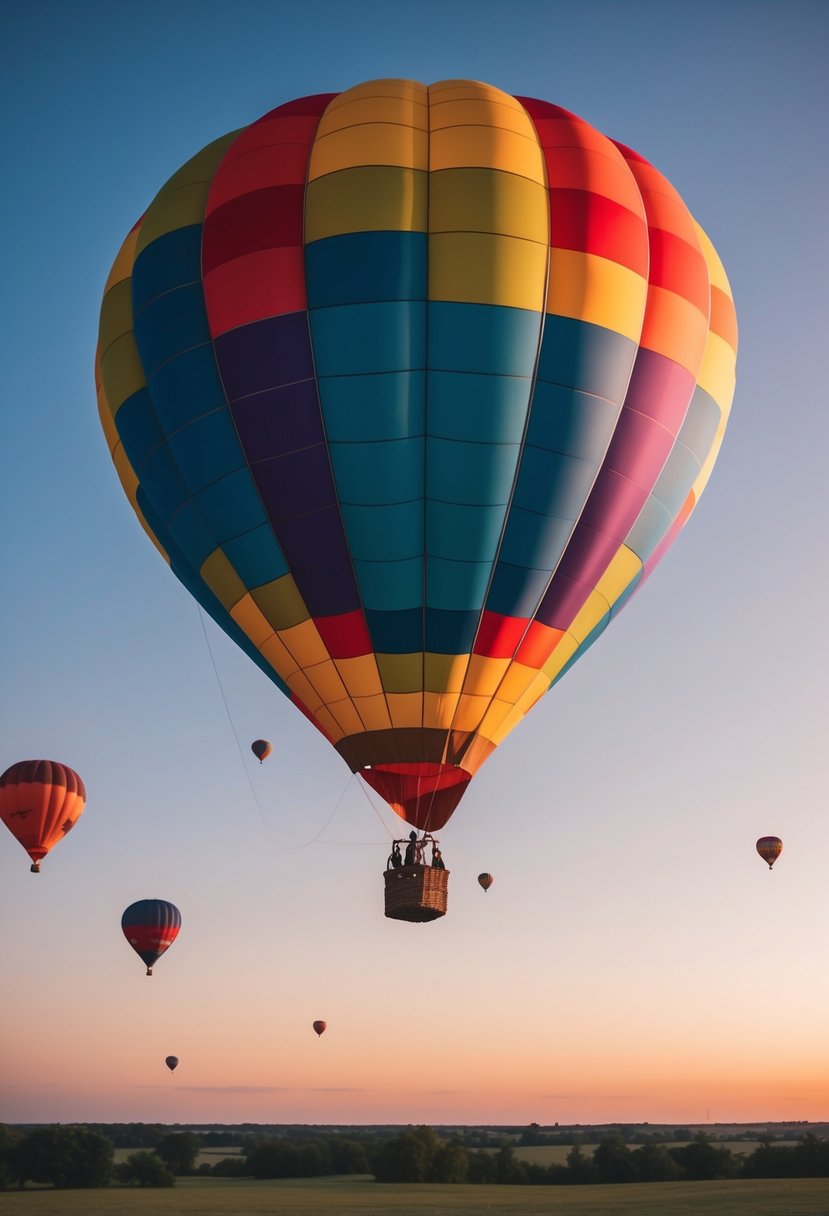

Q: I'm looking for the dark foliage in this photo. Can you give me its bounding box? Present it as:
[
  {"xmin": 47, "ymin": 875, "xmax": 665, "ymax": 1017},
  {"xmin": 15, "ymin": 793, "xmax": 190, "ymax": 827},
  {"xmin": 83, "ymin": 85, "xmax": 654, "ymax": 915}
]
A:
[
  {"xmin": 113, "ymin": 1151, "xmax": 175, "ymax": 1187},
  {"xmin": 11, "ymin": 1126, "xmax": 113, "ymax": 1189}
]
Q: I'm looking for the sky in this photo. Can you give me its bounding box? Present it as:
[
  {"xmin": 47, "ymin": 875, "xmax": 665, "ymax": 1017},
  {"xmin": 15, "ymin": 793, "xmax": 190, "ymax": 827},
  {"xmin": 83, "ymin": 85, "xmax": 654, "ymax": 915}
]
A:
[{"xmin": 1, "ymin": 0, "xmax": 828, "ymax": 1129}]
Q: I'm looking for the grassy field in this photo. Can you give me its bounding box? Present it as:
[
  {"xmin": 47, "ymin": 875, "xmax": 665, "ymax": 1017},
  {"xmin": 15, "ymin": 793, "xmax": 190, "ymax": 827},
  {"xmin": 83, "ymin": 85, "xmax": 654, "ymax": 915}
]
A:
[
  {"xmin": 508, "ymin": 1140, "xmax": 797, "ymax": 1166},
  {"xmin": 2, "ymin": 1176, "xmax": 829, "ymax": 1215}
]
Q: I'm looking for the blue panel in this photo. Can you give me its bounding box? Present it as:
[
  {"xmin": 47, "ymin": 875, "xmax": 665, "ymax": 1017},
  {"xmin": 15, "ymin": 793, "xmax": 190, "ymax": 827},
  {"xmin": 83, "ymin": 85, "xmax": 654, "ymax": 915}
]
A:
[
  {"xmin": 626, "ymin": 495, "xmax": 673, "ymax": 562},
  {"xmin": 498, "ymin": 506, "xmax": 572, "ymax": 570},
  {"xmin": 194, "ymin": 467, "xmax": 267, "ymax": 541},
  {"xmin": 365, "ymin": 607, "xmax": 422, "ymax": 653},
  {"xmin": 133, "ymin": 285, "xmax": 212, "ymax": 375},
  {"xmin": 355, "ymin": 557, "xmax": 422, "ymax": 610},
  {"xmin": 512, "ymin": 446, "xmax": 594, "ymax": 517},
  {"xmin": 330, "ymin": 438, "xmax": 424, "ymax": 505},
  {"xmin": 138, "ymin": 444, "xmax": 190, "ymax": 522},
  {"xmin": 526, "ymin": 381, "xmax": 619, "ymax": 462},
  {"xmin": 426, "ymin": 501, "xmax": 504, "ymax": 563},
  {"xmin": 425, "ymin": 607, "xmax": 478, "ymax": 654},
  {"xmin": 135, "ymin": 485, "xmax": 172, "ymax": 555},
  {"xmin": 116, "ymin": 388, "xmax": 164, "ymax": 469},
  {"xmin": 428, "ymin": 302, "xmax": 542, "ymax": 376},
  {"xmin": 340, "ymin": 500, "xmax": 422, "ymax": 562},
  {"xmin": 426, "ymin": 557, "xmax": 490, "ymax": 611},
  {"xmin": 427, "ymin": 438, "xmax": 518, "ymax": 506},
  {"xmin": 537, "ymin": 315, "xmax": 636, "ymax": 401},
  {"xmin": 168, "ymin": 410, "xmax": 244, "ymax": 493},
  {"xmin": 149, "ymin": 344, "xmax": 228, "ymax": 435},
  {"xmin": 320, "ymin": 371, "xmax": 426, "ymax": 442},
  {"xmin": 651, "ymin": 442, "xmax": 701, "ymax": 517},
  {"xmin": 427, "ymin": 370, "xmax": 532, "ymax": 444},
  {"xmin": 309, "ymin": 301, "xmax": 427, "ymax": 376},
  {"xmin": 677, "ymin": 385, "xmax": 720, "ymax": 461},
  {"xmin": 305, "ymin": 231, "xmax": 427, "ymax": 307},
  {"xmin": 167, "ymin": 500, "xmax": 217, "ymax": 569},
  {"xmin": 132, "ymin": 226, "xmax": 203, "ymax": 314},
  {"xmin": 223, "ymin": 524, "xmax": 289, "ymax": 589},
  {"xmin": 487, "ymin": 561, "xmax": 552, "ymax": 619}
]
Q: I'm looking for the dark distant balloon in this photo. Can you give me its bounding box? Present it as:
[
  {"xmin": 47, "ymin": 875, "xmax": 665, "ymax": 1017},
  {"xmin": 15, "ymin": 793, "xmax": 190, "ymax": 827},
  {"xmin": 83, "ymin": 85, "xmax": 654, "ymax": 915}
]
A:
[
  {"xmin": 0, "ymin": 760, "xmax": 86, "ymax": 872},
  {"xmin": 756, "ymin": 836, "xmax": 783, "ymax": 870},
  {"xmin": 121, "ymin": 899, "xmax": 182, "ymax": 975},
  {"xmin": 478, "ymin": 873, "xmax": 494, "ymax": 892},
  {"xmin": 251, "ymin": 740, "xmax": 272, "ymax": 764},
  {"xmin": 165, "ymin": 1056, "xmax": 179, "ymax": 1072},
  {"xmin": 312, "ymin": 1020, "xmax": 327, "ymax": 1037}
]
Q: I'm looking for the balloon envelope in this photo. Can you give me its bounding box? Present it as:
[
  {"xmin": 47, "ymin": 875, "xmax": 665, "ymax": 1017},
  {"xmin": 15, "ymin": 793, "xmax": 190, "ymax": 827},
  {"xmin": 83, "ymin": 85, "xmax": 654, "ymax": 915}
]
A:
[
  {"xmin": 478, "ymin": 873, "xmax": 494, "ymax": 892},
  {"xmin": 312, "ymin": 1020, "xmax": 327, "ymax": 1037},
  {"xmin": 0, "ymin": 760, "xmax": 86, "ymax": 872},
  {"xmin": 756, "ymin": 836, "xmax": 783, "ymax": 869},
  {"xmin": 97, "ymin": 79, "xmax": 737, "ymax": 835},
  {"xmin": 165, "ymin": 1056, "xmax": 179, "ymax": 1072},
  {"xmin": 251, "ymin": 739, "xmax": 272, "ymax": 763},
  {"xmin": 121, "ymin": 899, "xmax": 181, "ymax": 974}
]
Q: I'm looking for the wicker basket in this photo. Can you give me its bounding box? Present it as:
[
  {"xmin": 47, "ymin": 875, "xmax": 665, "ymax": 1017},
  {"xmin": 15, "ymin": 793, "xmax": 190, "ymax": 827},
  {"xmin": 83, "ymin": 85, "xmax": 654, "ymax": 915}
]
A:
[{"xmin": 384, "ymin": 864, "xmax": 449, "ymax": 922}]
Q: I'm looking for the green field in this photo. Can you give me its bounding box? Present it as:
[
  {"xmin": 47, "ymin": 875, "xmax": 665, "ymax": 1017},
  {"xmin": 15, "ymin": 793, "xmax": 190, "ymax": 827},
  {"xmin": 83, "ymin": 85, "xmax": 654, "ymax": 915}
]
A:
[{"xmin": 2, "ymin": 1176, "xmax": 829, "ymax": 1215}]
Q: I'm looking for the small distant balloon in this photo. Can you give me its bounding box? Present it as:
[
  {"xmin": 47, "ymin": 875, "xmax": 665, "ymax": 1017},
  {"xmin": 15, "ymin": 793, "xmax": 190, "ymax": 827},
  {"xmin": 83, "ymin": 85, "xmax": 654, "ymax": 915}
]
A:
[
  {"xmin": 478, "ymin": 873, "xmax": 494, "ymax": 892},
  {"xmin": 756, "ymin": 836, "xmax": 783, "ymax": 870},
  {"xmin": 0, "ymin": 760, "xmax": 86, "ymax": 873},
  {"xmin": 165, "ymin": 1056, "xmax": 179, "ymax": 1072},
  {"xmin": 121, "ymin": 899, "xmax": 182, "ymax": 975},
  {"xmin": 251, "ymin": 740, "xmax": 272, "ymax": 764},
  {"xmin": 312, "ymin": 1020, "xmax": 327, "ymax": 1037}
]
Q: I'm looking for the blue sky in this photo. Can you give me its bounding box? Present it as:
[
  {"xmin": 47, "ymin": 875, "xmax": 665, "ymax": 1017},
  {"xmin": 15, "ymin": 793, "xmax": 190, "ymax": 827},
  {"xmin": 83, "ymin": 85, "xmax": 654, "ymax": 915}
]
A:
[{"xmin": 1, "ymin": 0, "xmax": 828, "ymax": 1125}]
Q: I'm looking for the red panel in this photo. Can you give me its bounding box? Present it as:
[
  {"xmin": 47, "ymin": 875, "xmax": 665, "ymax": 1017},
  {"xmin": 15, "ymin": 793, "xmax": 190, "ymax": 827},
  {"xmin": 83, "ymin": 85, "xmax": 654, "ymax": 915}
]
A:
[
  {"xmin": 314, "ymin": 610, "xmax": 373, "ymax": 660},
  {"xmin": 203, "ymin": 247, "xmax": 307, "ymax": 334},
  {"xmin": 360, "ymin": 763, "xmax": 471, "ymax": 831},
  {"xmin": 473, "ymin": 610, "xmax": 528, "ymax": 658},
  {"xmin": 515, "ymin": 619, "xmax": 565, "ymax": 668},
  {"xmin": 202, "ymin": 186, "xmax": 305, "ymax": 274},
  {"xmin": 648, "ymin": 228, "xmax": 709, "ymax": 314},
  {"xmin": 549, "ymin": 188, "xmax": 648, "ymax": 275},
  {"xmin": 207, "ymin": 144, "xmax": 312, "ymax": 209}
]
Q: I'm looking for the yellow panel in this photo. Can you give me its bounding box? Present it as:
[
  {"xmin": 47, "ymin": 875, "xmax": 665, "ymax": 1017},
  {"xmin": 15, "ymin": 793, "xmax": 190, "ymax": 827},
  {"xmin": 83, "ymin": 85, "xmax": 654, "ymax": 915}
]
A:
[
  {"xmin": 452, "ymin": 693, "xmax": 491, "ymax": 731},
  {"xmin": 429, "ymin": 168, "xmax": 548, "ymax": 242},
  {"xmin": 461, "ymin": 654, "xmax": 510, "ymax": 697},
  {"xmin": 325, "ymin": 79, "xmax": 426, "ymax": 107},
  {"xmin": 111, "ymin": 444, "xmax": 138, "ymax": 502},
  {"xmin": 496, "ymin": 661, "xmax": 542, "ymax": 704},
  {"xmin": 430, "ymin": 126, "xmax": 544, "ymax": 178},
  {"xmin": 251, "ymin": 574, "xmax": 309, "ymax": 631},
  {"xmin": 430, "ymin": 97, "xmax": 536, "ymax": 133},
  {"xmin": 136, "ymin": 134, "xmax": 236, "ymax": 252},
  {"xmin": 98, "ymin": 280, "xmax": 134, "ymax": 355},
  {"xmin": 99, "ymin": 332, "xmax": 146, "ymax": 414},
  {"xmin": 477, "ymin": 697, "xmax": 516, "ymax": 741},
  {"xmin": 308, "ymin": 124, "xmax": 428, "ymax": 181},
  {"xmin": 326, "ymin": 698, "xmax": 366, "ymax": 736},
  {"xmin": 424, "ymin": 652, "xmax": 469, "ymax": 693},
  {"xmin": 694, "ymin": 221, "xmax": 732, "ymax": 297},
  {"xmin": 696, "ymin": 330, "xmax": 736, "ymax": 406},
  {"xmin": 594, "ymin": 545, "xmax": 642, "ymax": 607},
  {"xmin": 230, "ymin": 594, "xmax": 275, "ymax": 648},
  {"xmin": 387, "ymin": 692, "xmax": 424, "ymax": 728},
  {"xmin": 351, "ymin": 694, "xmax": 392, "ymax": 731},
  {"xmin": 429, "ymin": 81, "xmax": 524, "ymax": 110},
  {"xmin": 423, "ymin": 690, "xmax": 460, "ymax": 728},
  {"xmin": 96, "ymin": 377, "xmax": 118, "ymax": 448},
  {"xmin": 547, "ymin": 249, "xmax": 647, "ymax": 343},
  {"xmin": 317, "ymin": 96, "xmax": 428, "ymax": 135},
  {"xmin": 305, "ymin": 167, "xmax": 428, "ymax": 239},
  {"xmin": 335, "ymin": 654, "xmax": 385, "ymax": 698},
  {"xmin": 259, "ymin": 633, "xmax": 299, "ymax": 680},
  {"xmin": 376, "ymin": 651, "xmax": 424, "ymax": 693},
  {"xmin": 513, "ymin": 671, "xmax": 552, "ymax": 716},
  {"xmin": 308, "ymin": 704, "xmax": 345, "ymax": 743},
  {"xmin": 541, "ymin": 632, "xmax": 580, "ymax": 681},
  {"xmin": 285, "ymin": 670, "xmax": 323, "ymax": 713},
  {"xmin": 200, "ymin": 549, "xmax": 247, "ymax": 610},
  {"xmin": 429, "ymin": 232, "xmax": 548, "ymax": 311},
  {"xmin": 103, "ymin": 226, "xmax": 140, "ymax": 293},
  {"xmin": 305, "ymin": 659, "xmax": 349, "ymax": 703},
  {"xmin": 278, "ymin": 618, "xmax": 330, "ymax": 668},
  {"xmin": 566, "ymin": 588, "xmax": 610, "ymax": 647}
]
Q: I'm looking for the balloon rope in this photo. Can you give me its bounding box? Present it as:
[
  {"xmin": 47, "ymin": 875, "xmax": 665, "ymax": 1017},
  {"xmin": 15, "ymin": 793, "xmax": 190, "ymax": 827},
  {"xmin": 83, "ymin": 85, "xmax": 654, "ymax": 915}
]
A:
[
  {"xmin": 356, "ymin": 775, "xmax": 396, "ymax": 840},
  {"xmin": 196, "ymin": 606, "xmax": 357, "ymax": 850}
]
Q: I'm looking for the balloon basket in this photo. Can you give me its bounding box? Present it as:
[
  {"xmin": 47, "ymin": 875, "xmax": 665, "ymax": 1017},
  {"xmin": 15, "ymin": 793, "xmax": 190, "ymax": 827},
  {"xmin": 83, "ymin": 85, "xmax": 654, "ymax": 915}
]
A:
[{"xmin": 384, "ymin": 865, "xmax": 449, "ymax": 923}]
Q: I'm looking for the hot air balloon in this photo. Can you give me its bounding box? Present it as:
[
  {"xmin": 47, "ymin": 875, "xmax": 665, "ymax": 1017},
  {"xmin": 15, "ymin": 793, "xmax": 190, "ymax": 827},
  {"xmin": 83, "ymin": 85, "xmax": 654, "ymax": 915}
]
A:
[
  {"xmin": 0, "ymin": 760, "xmax": 86, "ymax": 873},
  {"xmin": 251, "ymin": 739, "xmax": 272, "ymax": 763},
  {"xmin": 312, "ymin": 1020, "xmax": 327, "ymax": 1037},
  {"xmin": 165, "ymin": 1056, "xmax": 179, "ymax": 1072},
  {"xmin": 97, "ymin": 80, "xmax": 737, "ymax": 912},
  {"xmin": 478, "ymin": 873, "xmax": 494, "ymax": 892},
  {"xmin": 121, "ymin": 899, "xmax": 181, "ymax": 975},
  {"xmin": 756, "ymin": 836, "xmax": 782, "ymax": 870}
]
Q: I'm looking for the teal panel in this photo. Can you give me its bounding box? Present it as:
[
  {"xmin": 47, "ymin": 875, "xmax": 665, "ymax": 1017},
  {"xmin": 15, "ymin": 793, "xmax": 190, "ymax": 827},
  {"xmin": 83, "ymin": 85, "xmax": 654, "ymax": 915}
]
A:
[
  {"xmin": 650, "ymin": 442, "xmax": 700, "ymax": 517},
  {"xmin": 428, "ymin": 301, "xmax": 543, "ymax": 377},
  {"xmin": 498, "ymin": 506, "xmax": 572, "ymax": 570},
  {"xmin": 305, "ymin": 231, "xmax": 427, "ymax": 307},
  {"xmin": 427, "ymin": 437, "xmax": 519, "ymax": 506},
  {"xmin": 223, "ymin": 524, "xmax": 289, "ymax": 589},
  {"xmin": 526, "ymin": 381, "xmax": 619, "ymax": 462},
  {"xmin": 319, "ymin": 371, "xmax": 426, "ymax": 442},
  {"xmin": 148, "ymin": 344, "xmax": 228, "ymax": 435},
  {"xmin": 512, "ymin": 446, "xmax": 595, "ymax": 518},
  {"xmin": 133, "ymin": 284, "xmax": 211, "ymax": 375},
  {"xmin": 427, "ymin": 371, "xmax": 532, "ymax": 443},
  {"xmin": 340, "ymin": 500, "xmax": 423, "ymax": 562},
  {"xmin": 138, "ymin": 445, "xmax": 189, "ymax": 522},
  {"xmin": 168, "ymin": 410, "xmax": 245, "ymax": 494},
  {"xmin": 167, "ymin": 500, "xmax": 217, "ymax": 569},
  {"xmin": 330, "ymin": 438, "xmax": 424, "ymax": 506},
  {"xmin": 354, "ymin": 557, "xmax": 422, "ymax": 611},
  {"xmin": 194, "ymin": 467, "xmax": 267, "ymax": 542},
  {"xmin": 488, "ymin": 561, "xmax": 553, "ymax": 618},
  {"xmin": 426, "ymin": 557, "xmax": 491, "ymax": 611},
  {"xmin": 426, "ymin": 501, "xmax": 504, "ymax": 563},
  {"xmin": 309, "ymin": 301, "xmax": 427, "ymax": 376}
]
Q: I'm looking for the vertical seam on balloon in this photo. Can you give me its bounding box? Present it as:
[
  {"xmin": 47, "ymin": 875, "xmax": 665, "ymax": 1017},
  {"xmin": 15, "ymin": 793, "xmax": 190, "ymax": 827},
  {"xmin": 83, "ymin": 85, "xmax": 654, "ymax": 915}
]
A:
[{"xmin": 418, "ymin": 81, "xmax": 433, "ymax": 824}]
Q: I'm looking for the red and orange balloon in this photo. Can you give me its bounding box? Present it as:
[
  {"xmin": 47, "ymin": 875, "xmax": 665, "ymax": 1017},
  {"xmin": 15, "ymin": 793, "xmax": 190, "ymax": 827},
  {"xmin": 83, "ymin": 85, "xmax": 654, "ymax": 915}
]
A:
[{"xmin": 0, "ymin": 760, "xmax": 86, "ymax": 872}]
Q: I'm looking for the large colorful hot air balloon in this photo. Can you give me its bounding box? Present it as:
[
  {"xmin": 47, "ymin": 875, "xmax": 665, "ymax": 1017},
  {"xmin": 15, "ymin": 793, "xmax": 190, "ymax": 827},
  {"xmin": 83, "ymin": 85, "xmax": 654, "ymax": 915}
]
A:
[
  {"xmin": 756, "ymin": 836, "xmax": 783, "ymax": 870},
  {"xmin": 97, "ymin": 79, "xmax": 737, "ymax": 835},
  {"xmin": 251, "ymin": 739, "xmax": 272, "ymax": 763},
  {"xmin": 0, "ymin": 760, "xmax": 86, "ymax": 872},
  {"xmin": 121, "ymin": 899, "xmax": 181, "ymax": 975}
]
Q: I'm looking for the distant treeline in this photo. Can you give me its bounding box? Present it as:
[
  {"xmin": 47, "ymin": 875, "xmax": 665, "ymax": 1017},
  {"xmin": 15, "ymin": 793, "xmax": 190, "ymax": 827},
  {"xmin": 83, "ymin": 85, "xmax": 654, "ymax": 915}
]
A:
[{"xmin": 3, "ymin": 1122, "xmax": 829, "ymax": 1190}]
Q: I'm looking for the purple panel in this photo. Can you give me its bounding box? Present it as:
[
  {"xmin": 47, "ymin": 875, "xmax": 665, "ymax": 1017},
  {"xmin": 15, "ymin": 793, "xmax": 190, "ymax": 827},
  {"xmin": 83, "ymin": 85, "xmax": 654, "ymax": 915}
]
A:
[
  {"xmin": 574, "ymin": 468, "xmax": 648, "ymax": 543},
  {"xmin": 603, "ymin": 408, "xmax": 676, "ymax": 491},
  {"xmin": 278, "ymin": 507, "xmax": 352, "ymax": 573},
  {"xmin": 256, "ymin": 444, "xmax": 336, "ymax": 518},
  {"xmin": 536, "ymin": 573, "xmax": 593, "ymax": 631},
  {"xmin": 214, "ymin": 312, "xmax": 314, "ymax": 400},
  {"xmin": 232, "ymin": 379, "xmax": 324, "ymax": 459},
  {"xmin": 294, "ymin": 560, "xmax": 357, "ymax": 615},
  {"xmin": 624, "ymin": 349, "xmax": 694, "ymax": 429}
]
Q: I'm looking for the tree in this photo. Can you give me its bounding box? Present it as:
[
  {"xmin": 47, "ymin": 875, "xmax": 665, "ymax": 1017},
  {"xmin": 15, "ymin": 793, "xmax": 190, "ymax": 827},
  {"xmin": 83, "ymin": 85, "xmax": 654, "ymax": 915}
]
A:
[
  {"xmin": 670, "ymin": 1133, "xmax": 736, "ymax": 1180},
  {"xmin": 12, "ymin": 1127, "xmax": 113, "ymax": 1189},
  {"xmin": 154, "ymin": 1131, "xmax": 200, "ymax": 1175},
  {"xmin": 113, "ymin": 1151, "xmax": 174, "ymax": 1187},
  {"xmin": 565, "ymin": 1143, "xmax": 598, "ymax": 1184},
  {"xmin": 429, "ymin": 1143, "xmax": 469, "ymax": 1183},
  {"xmin": 329, "ymin": 1136, "xmax": 369, "ymax": 1174},
  {"xmin": 593, "ymin": 1135, "xmax": 637, "ymax": 1183},
  {"xmin": 0, "ymin": 1126, "xmax": 22, "ymax": 1191},
  {"xmin": 493, "ymin": 1145, "xmax": 527, "ymax": 1185},
  {"xmin": 372, "ymin": 1130, "xmax": 435, "ymax": 1182},
  {"xmin": 631, "ymin": 1143, "xmax": 681, "ymax": 1182}
]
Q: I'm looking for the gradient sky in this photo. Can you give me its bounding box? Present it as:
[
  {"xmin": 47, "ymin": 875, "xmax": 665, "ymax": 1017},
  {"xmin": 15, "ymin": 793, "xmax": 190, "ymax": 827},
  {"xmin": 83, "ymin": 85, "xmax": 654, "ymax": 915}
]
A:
[{"xmin": 1, "ymin": 0, "xmax": 828, "ymax": 1128}]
